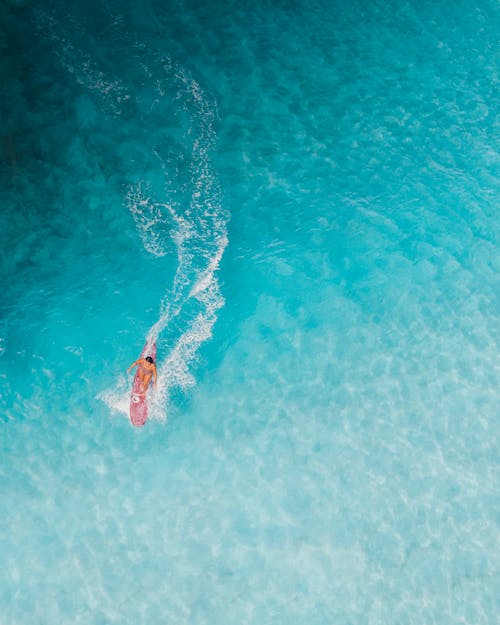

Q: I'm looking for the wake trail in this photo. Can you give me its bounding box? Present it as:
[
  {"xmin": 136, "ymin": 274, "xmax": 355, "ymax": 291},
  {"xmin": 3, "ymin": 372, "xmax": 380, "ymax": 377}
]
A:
[{"xmin": 37, "ymin": 8, "xmax": 229, "ymax": 422}]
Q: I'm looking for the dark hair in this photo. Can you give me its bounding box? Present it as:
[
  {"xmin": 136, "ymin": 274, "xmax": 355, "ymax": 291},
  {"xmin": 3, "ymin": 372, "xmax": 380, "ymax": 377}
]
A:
[{"xmin": 145, "ymin": 356, "xmax": 154, "ymax": 363}]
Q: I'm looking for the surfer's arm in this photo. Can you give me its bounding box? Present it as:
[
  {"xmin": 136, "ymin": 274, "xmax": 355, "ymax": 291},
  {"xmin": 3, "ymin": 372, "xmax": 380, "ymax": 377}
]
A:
[
  {"xmin": 127, "ymin": 359, "xmax": 140, "ymax": 373},
  {"xmin": 153, "ymin": 365, "xmax": 158, "ymax": 388}
]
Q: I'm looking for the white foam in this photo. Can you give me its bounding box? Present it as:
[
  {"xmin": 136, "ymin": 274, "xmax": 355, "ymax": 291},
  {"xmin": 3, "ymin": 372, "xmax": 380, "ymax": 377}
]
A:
[
  {"xmin": 34, "ymin": 11, "xmax": 128, "ymax": 115},
  {"xmin": 142, "ymin": 63, "xmax": 228, "ymax": 421},
  {"xmin": 126, "ymin": 184, "xmax": 172, "ymax": 258},
  {"xmin": 98, "ymin": 376, "xmax": 130, "ymax": 418}
]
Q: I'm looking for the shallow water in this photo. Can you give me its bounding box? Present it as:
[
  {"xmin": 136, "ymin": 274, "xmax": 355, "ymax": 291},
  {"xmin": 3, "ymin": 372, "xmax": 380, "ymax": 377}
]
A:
[{"xmin": 1, "ymin": 1, "xmax": 499, "ymax": 623}]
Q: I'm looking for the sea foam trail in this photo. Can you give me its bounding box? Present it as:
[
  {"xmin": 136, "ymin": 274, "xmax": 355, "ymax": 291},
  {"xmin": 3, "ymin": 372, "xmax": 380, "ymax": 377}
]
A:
[
  {"xmin": 37, "ymin": 11, "xmax": 229, "ymax": 422},
  {"xmin": 140, "ymin": 59, "xmax": 229, "ymax": 421}
]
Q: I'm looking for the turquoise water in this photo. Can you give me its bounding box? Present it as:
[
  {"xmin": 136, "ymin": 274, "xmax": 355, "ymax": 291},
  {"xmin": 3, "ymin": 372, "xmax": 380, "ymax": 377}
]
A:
[{"xmin": 1, "ymin": 0, "xmax": 499, "ymax": 622}]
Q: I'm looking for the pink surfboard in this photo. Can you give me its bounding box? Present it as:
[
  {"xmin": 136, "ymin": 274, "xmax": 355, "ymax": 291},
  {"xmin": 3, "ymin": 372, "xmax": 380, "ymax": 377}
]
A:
[{"xmin": 130, "ymin": 342, "xmax": 156, "ymax": 427}]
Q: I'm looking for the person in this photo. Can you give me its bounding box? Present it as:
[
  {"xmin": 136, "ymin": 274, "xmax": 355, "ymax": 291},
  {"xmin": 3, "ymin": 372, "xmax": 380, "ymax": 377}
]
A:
[{"xmin": 127, "ymin": 355, "xmax": 157, "ymax": 393}]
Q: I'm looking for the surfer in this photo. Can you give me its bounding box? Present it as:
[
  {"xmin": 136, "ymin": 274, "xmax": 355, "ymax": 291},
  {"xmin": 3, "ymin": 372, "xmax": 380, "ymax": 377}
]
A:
[{"xmin": 127, "ymin": 356, "xmax": 157, "ymax": 393}]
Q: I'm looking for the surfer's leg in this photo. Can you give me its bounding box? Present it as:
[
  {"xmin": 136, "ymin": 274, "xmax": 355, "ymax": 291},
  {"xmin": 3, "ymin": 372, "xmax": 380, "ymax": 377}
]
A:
[{"xmin": 139, "ymin": 372, "xmax": 153, "ymax": 392}]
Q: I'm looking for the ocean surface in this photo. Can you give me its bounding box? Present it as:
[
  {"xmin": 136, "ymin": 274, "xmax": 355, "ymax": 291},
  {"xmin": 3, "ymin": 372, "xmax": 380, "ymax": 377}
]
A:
[{"xmin": 1, "ymin": 0, "xmax": 498, "ymax": 623}]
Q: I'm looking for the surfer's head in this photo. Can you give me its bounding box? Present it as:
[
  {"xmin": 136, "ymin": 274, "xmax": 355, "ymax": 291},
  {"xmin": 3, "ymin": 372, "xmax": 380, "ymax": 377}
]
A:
[{"xmin": 145, "ymin": 356, "xmax": 154, "ymax": 364}]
